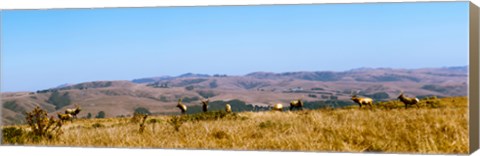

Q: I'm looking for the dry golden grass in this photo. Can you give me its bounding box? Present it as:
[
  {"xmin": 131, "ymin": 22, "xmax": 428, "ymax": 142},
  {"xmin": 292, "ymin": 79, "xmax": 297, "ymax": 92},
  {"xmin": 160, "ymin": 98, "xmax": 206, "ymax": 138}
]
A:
[{"xmin": 6, "ymin": 97, "xmax": 468, "ymax": 154}]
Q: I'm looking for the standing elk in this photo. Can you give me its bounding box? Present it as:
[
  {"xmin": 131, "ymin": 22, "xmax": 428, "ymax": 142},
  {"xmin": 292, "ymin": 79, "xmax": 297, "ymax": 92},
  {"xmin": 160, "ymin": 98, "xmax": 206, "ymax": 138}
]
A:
[
  {"xmin": 351, "ymin": 94, "xmax": 374, "ymax": 109},
  {"xmin": 201, "ymin": 98, "xmax": 209, "ymax": 113},
  {"xmin": 65, "ymin": 105, "xmax": 81, "ymax": 119},
  {"xmin": 57, "ymin": 113, "xmax": 73, "ymax": 123},
  {"xmin": 290, "ymin": 99, "xmax": 304, "ymax": 111},
  {"xmin": 177, "ymin": 98, "xmax": 187, "ymax": 114},
  {"xmin": 225, "ymin": 103, "xmax": 232, "ymax": 113},
  {"xmin": 398, "ymin": 92, "xmax": 420, "ymax": 109},
  {"xmin": 271, "ymin": 103, "xmax": 284, "ymax": 112}
]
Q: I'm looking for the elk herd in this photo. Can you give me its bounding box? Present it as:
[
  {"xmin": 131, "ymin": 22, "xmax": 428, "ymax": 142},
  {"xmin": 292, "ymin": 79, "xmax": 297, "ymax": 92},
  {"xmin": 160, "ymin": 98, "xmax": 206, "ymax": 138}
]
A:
[
  {"xmin": 174, "ymin": 91, "xmax": 425, "ymax": 114},
  {"xmin": 51, "ymin": 90, "xmax": 424, "ymax": 122},
  {"xmin": 57, "ymin": 105, "xmax": 81, "ymax": 123}
]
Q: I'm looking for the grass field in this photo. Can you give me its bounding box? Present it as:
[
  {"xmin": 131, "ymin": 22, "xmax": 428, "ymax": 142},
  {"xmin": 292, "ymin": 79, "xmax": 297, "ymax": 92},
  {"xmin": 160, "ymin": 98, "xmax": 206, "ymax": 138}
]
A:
[{"xmin": 2, "ymin": 96, "xmax": 468, "ymax": 154}]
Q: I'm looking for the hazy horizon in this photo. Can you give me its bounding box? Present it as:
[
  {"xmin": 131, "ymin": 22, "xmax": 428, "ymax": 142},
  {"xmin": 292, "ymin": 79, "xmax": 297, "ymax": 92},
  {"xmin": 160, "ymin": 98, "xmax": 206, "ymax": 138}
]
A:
[
  {"xmin": 1, "ymin": 2, "xmax": 469, "ymax": 92},
  {"xmin": 1, "ymin": 65, "xmax": 468, "ymax": 93}
]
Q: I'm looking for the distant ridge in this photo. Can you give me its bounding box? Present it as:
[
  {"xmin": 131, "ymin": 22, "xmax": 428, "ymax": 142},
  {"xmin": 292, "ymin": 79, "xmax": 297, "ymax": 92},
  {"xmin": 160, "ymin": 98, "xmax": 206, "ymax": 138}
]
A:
[
  {"xmin": 1, "ymin": 66, "xmax": 468, "ymax": 125},
  {"xmin": 132, "ymin": 73, "xmax": 211, "ymax": 84},
  {"xmin": 133, "ymin": 66, "xmax": 468, "ymax": 83}
]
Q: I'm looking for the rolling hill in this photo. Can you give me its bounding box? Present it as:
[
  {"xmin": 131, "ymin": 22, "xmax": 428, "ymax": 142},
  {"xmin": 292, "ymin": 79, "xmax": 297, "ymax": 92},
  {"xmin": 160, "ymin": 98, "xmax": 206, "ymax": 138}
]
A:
[{"xmin": 1, "ymin": 66, "xmax": 468, "ymax": 125}]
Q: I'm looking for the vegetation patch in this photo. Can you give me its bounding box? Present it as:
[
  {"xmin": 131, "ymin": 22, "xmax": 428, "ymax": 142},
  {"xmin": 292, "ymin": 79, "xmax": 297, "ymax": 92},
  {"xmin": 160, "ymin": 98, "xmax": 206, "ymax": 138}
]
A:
[
  {"xmin": 212, "ymin": 130, "xmax": 230, "ymax": 140},
  {"xmin": 180, "ymin": 111, "xmax": 241, "ymax": 122},
  {"xmin": 167, "ymin": 116, "xmax": 184, "ymax": 132},
  {"xmin": 47, "ymin": 90, "xmax": 72, "ymax": 110},
  {"xmin": 2, "ymin": 127, "xmax": 26, "ymax": 144},
  {"xmin": 209, "ymin": 80, "xmax": 218, "ymax": 88},
  {"xmin": 134, "ymin": 107, "xmax": 151, "ymax": 115},
  {"xmin": 182, "ymin": 96, "xmax": 200, "ymax": 103},
  {"xmin": 197, "ymin": 90, "xmax": 217, "ymax": 98},
  {"xmin": 91, "ymin": 123, "xmax": 104, "ymax": 128},
  {"xmin": 422, "ymin": 84, "xmax": 447, "ymax": 93},
  {"xmin": 257, "ymin": 120, "xmax": 292, "ymax": 131},
  {"xmin": 304, "ymin": 71, "xmax": 342, "ymax": 81},
  {"xmin": 24, "ymin": 106, "xmax": 64, "ymax": 142},
  {"xmin": 3, "ymin": 100, "xmax": 25, "ymax": 112},
  {"xmin": 95, "ymin": 111, "xmax": 106, "ymax": 118},
  {"xmin": 178, "ymin": 78, "xmax": 208, "ymax": 86},
  {"xmin": 236, "ymin": 81, "xmax": 269, "ymax": 89},
  {"xmin": 185, "ymin": 85, "xmax": 195, "ymax": 91}
]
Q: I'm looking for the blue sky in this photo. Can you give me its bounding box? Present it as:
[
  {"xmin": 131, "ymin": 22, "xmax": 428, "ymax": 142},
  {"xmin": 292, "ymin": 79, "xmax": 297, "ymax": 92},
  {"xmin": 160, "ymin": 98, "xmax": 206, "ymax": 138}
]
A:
[{"xmin": 1, "ymin": 2, "xmax": 469, "ymax": 92}]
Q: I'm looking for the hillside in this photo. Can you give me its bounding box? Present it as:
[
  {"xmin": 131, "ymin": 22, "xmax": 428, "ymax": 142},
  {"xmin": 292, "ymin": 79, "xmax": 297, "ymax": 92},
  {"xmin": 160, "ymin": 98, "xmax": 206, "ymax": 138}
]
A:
[
  {"xmin": 1, "ymin": 66, "xmax": 468, "ymax": 125},
  {"xmin": 2, "ymin": 97, "xmax": 468, "ymax": 154}
]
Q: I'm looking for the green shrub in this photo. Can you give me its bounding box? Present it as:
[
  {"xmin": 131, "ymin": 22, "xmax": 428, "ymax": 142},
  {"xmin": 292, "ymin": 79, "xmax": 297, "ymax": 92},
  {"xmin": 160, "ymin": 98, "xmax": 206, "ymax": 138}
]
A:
[
  {"xmin": 25, "ymin": 106, "xmax": 63, "ymax": 142},
  {"xmin": 96, "ymin": 111, "xmax": 106, "ymax": 118},
  {"xmin": 134, "ymin": 107, "xmax": 151, "ymax": 115},
  {"xmin": 2, "ymin": 127, "xmax": 26, "ymax": 144}
]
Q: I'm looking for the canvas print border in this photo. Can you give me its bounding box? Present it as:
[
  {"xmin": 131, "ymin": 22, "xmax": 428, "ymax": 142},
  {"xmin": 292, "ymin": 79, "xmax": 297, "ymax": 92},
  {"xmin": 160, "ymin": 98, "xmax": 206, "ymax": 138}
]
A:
[{"xmin": 468, "ymin": 2, "xmax": 479, "ymax": 154}]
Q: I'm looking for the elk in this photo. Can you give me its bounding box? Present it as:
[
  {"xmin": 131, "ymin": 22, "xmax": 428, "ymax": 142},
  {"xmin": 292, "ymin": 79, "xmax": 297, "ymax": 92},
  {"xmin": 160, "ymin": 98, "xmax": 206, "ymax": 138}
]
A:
[
  {"xmin": 57, "ymin": 113, "xmax": 73, "ymax": 123},
  {"xmin": 201, "ymin": 98, "xmax": 209, "ymax": 113},
  {"xmin": 289, "ymin": 99, "xmax": 304, "ymax": 111},
  {"xmin": 65, "ymin": 104, "xmax": 81, "ymax": 119},
  {"xmin": 271, "ymin": 103, "xmax": 284, "ymax": 112},
  {"xmin": 351, "ymin": 95, "xmax": 374, "ymax": 109},
  {"xmin": 225, "ymin": 103, "xmax": 232, "ymax": 113},
  {"xmin": 177, "ymin": 98, "xmax": 187, "ymax": 114},
  {"xmin": 398, "ymin": 92, "xmax": 420, "ymax": 109}
]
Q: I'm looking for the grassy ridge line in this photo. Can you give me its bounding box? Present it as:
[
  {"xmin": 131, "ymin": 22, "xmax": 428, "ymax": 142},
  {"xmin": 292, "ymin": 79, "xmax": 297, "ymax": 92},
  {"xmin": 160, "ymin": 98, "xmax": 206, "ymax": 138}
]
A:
[{"xmin": 9, "ymin": 97, "xmax": 468, "ymax": 154}]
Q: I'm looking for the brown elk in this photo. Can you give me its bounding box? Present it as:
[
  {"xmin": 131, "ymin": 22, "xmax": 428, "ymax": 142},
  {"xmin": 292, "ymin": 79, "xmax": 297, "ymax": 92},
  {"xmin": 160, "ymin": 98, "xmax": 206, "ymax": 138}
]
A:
[
  {"xmin": 177, "ymin": 98, "xmax": 187, "ymax": 114},
  {"xmin": 271, "ymin": 103, "xmax": 284, "ymax": 112},
  {"xmin": 351, "ymin": 92, "xmax": 374, "ymax": 109},
  {"xmin": 65, "ymin": 104, "xmax": 81, "ymax": 119},
  {"xmin": 289, "ymin": 99, "xmax": 304, "ymax": 111},
  {"xmin": 225, "ymin": 103, "xmax": 232, "ymax": 113},
  {"xmin": 398, "ymin": 92, "xmax": 420, "ymax": 109},
  {"xmin": 57, "ymin": 113, "xmax": 73, "ymax": 123},
  {"xmin": 201, "ymin": 98, "xmax": 209, "ymax": 112}
]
